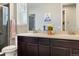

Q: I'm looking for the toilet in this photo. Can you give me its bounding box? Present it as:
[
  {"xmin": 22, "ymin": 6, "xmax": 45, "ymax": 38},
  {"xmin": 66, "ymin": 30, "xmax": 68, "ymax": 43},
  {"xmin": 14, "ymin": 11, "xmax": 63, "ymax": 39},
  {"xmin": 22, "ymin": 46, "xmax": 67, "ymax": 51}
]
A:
[
  {"xmin": 1, "ymin": 45, "xmax": 17, "ymax": 56},
  {"xmin": 0, "ymin": 36, "xmax": 17, "ymax": 56}
]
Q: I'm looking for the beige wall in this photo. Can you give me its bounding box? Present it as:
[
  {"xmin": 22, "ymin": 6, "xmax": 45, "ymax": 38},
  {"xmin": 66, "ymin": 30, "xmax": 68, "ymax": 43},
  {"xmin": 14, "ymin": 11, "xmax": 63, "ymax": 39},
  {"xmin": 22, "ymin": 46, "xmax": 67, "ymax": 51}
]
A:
[
  {"xmin": 10, "ymin": 3, "xmax": 15, "ymax": 20},
  {"xmin": 76, "ymin": 4, "xmax": 79, "ymax": 33},
  {"xmin": 16, "ymin": 3, "xmax": 28, "ymax": 34},
  {"xmin": 17, "ymin": 25, "xmax": 27, "ymax": 34}
]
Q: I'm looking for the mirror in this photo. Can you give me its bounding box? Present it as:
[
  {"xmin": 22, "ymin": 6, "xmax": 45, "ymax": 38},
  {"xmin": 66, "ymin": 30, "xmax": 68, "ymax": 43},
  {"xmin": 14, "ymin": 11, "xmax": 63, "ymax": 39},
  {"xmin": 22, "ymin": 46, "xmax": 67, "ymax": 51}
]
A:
[
  {"xmin": 27, "ymin": 3, "xmax": 62, "ymax": 32},
  {"xmin": 23, "ymin": 3, "xmax": 79, "ymax": 34},
  {"xmin": 27, "ymin": 3, "xmax": 77, "ymax": 34}
]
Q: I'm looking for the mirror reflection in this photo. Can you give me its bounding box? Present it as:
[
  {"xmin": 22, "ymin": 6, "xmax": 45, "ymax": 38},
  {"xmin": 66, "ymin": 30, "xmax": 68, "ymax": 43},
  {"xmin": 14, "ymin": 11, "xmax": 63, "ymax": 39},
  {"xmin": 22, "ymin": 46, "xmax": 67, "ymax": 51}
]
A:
[{"xmin": 16, "ymin": 3, "xmax": 79, "ymax": 34}]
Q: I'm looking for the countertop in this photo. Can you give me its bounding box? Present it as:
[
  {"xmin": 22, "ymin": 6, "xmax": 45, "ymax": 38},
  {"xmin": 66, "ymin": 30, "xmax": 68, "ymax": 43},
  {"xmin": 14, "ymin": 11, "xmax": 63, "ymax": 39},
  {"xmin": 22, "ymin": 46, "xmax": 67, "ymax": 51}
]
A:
[{"xmin": 17, "ymin": 33, "xmax": 79, "ymax": 40}]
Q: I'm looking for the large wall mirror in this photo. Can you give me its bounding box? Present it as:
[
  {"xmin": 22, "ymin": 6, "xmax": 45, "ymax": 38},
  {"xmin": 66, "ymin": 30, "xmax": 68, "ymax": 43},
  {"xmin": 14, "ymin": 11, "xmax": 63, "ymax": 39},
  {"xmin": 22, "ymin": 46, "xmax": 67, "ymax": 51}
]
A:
[
  {"xmin": 27, "ymin": 3, "xmax": 62, "ymax": 32},
  {"xmin": 27, "ymin": 3, "xmax": 77, "ymax": 34},
  {"xmin": 14, "ymin": 3, "xmax": 79, "ymax": 34}
]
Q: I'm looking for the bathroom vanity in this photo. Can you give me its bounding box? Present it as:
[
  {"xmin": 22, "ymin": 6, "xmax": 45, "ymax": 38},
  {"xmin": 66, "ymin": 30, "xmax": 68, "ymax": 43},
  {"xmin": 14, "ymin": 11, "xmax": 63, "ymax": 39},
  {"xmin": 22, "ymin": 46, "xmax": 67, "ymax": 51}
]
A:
[{"xmin": 17, "ymin": 33, "xmax": 79, "ymax": 56}]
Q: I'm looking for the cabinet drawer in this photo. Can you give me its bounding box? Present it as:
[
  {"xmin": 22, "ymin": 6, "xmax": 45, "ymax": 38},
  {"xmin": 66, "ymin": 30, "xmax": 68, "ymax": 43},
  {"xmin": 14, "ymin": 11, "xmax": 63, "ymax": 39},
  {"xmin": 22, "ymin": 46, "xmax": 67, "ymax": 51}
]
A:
[
  {"xmin": 23, "ymin": 36, "xmax": 39, "ymax": 44},
  {"xmin": 18, "ymin": 36, "xmax": 25, "ymax": 42},
  {"xmin": 71, "ymin": 49, "xmax": 79, "ymax": 56},
  {"xmin": 23, "ymin": 36, "xmax": 34, "ymax": 43},
  {"xmin": 51, "ymin": 39, "xmax": 72, "ymax": 48},
  {"xmin": 38, "ymin": 38, "xmax": 50, "ymax": 46},
  {"xmin": 69, "ymin": 40, "xmax": 79, "ymax": 49},
  {"xmin": 39, "ymin": 45, "xmax": 50, "ymax": 56},
  {"xmin": 51, "ymin": 47, "xmax": 70, "ymax": 56},
  {"xmin": 33, "ymin": 39, "xmax": 39, "ymax": 44}
]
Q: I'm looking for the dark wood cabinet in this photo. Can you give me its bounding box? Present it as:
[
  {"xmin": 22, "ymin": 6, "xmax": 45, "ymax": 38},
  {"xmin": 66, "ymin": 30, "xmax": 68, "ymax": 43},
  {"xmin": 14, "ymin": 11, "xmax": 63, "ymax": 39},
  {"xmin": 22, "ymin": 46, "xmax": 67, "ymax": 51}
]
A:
[
  {"xmin": 18, "ymin": 36, "xmax": 38, "ymax": 56},
  {"xmin": 21, "ymin": 42, "xmax": 27, "ymax": 56},
  {"xmin": 33, "ymin": 44, "xmax": 38, "ymax": 56},
  {"xmin": 39, "ymin": 45, "xmax": 50, "ymax": 56},
  {"xmin": 50, "ymin": 39, "xmax": 70, "ymax": 56},
  {"xmin": 38, "ymin": 38, "xmax": 50, "ymax": 56},
  {"xmin": 18, "ymin": 36, "xmax": 23, "ymax": 56},
  {"xmin": 18, "ymin": 41, "xmax": 27, "ymax": 56},
  {"xmin": 18, "ymin": 36, "xmax": 79, "ymax": 56},
  {"xmin": 18, "ymin": 41, "xmax": 22, "ymax": 56},
  {"xmin": 26, "ymin": 43, "xmax": 34, "ymax": 56},
  {"xmin": 26, "ymin": 43, "xmax": 38, "ymax": 56},
  {"xmin": 70, "ymin": 49, "xmax": 79, "ymax": 56},
  {"xmin": 51, "ymin": 47, "xmax": 69, "ymax": 56}
]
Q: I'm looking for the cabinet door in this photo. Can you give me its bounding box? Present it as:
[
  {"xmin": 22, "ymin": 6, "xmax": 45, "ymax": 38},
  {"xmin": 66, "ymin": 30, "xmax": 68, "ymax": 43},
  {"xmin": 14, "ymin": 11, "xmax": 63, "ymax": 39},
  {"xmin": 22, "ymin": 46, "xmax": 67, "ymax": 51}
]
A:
[
  {"xmin": 26, "ymin": 43, "xmax": 38, "ymax": 56},
  {"xmin": 71, "ymin": 49, "xmax": 79, "ymax": 56},
  {"xmin": 18, "ymin": 42, "xmax": 24, "ymax": 56},
  {"xmin": 18, "ymin": 40, "xmax": 27, "ymax": 56},
  {"xmin": 21, "ymin": 42, "xmax": 27, "ymax": 56},
  {"xmin": 18, "ymin": 36, "xmax": 23, "ymax": 56},
  {"xmin": 26, "ymin": 43, "xmax": 34, "ymax": 56},
  {"xmin": 18, "ymin": 36, "xmax": 38, "ymax": 56},
  {"xmin": 39, "ymin": 45, "xmax": 50, "ymax": 56},
  {"xmin": 18, "ymin": 36, "xmax": 28, "ymax": 56},
  {"xmin": 26, "ymin": 37, "xmax": 38, "ymax": 56},
  {"xmin": 33, "ymin": 39, "xmax": 39, "ymax": 56},
  {"xmin": 38, "ymin": 38, "xmax": 50, "ymax": 56},
  {"xmin": 51, "ymin": 47, "xmax": 70, "ymax": 56},
  {"xmin": 18, "ymin": 40, "xmax": 21, "ymax": 56}
]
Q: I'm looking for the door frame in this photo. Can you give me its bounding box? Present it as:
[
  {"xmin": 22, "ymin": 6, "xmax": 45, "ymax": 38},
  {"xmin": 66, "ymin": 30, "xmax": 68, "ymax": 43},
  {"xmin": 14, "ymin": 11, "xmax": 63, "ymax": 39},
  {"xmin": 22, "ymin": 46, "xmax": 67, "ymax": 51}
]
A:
[{"xmin": 62, "ymin": 9, "xmax": 67, "ymax": 31}]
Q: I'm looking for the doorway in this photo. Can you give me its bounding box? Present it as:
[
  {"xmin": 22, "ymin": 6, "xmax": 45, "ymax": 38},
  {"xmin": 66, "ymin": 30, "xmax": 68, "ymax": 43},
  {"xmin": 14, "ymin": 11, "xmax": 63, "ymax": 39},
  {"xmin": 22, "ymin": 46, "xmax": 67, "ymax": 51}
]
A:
[
  {"xmin": 62, "ymin": 4, "xmax": 76, "ymax": 33},
  {"xmin": 62, "ymin": 9, "xmax": 66, "ymax": 31}
]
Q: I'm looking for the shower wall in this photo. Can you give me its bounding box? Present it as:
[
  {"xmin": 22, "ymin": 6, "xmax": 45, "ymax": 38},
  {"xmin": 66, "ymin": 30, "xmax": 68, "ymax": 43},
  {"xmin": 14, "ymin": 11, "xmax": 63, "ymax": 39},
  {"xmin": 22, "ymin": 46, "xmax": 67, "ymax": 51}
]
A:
[{"xmin": 0, "ymin": 6, "xmax": 9, "ymax": 51}]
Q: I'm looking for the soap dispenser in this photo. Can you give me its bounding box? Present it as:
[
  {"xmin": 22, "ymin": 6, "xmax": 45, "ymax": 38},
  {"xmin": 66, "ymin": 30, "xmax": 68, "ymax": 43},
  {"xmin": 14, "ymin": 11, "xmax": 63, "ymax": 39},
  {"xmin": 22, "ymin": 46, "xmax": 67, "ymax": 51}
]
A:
[{"xmin": 47, "ymin": 24, "xmax": 54, "ymax": 35}]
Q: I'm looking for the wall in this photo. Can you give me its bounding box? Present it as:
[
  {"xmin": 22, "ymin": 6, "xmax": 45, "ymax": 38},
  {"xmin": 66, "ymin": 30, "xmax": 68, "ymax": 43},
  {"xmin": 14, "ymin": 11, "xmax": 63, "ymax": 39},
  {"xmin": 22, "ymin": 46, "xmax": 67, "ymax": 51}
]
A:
[
  {"xmin": 63, "ymin": 4, "xmax": 76, "ymax": 33},
  {"xmin": 76, "ymin": 4, "xmax": 79, "ymax": 33},
  {"xmin": 27, "ymin": 3, "xmax": 62, "ymax": 32},
  {"xmin": 16, "ymin": 3, "xmax": 28, "ymax": 34},
  {"xmin": 0, "ymin": 7, "xmax": 2, "ymax": 32},
  {"xmin": 17, "ymin": 25, "xmax": 28, "ymax": 33}
]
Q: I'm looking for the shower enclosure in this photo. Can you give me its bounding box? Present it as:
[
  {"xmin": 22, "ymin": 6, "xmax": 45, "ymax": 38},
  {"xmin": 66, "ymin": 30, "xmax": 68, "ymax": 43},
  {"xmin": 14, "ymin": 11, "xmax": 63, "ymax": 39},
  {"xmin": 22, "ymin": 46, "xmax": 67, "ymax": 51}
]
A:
[{"xmin": 0, "ymin": 4, "xmax": 10, "ymax": 51}]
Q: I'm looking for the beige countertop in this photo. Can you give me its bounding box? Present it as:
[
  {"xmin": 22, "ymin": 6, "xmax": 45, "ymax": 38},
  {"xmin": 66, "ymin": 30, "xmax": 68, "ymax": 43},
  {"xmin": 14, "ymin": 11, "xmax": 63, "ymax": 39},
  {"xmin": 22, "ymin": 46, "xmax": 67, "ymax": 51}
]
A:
[{"xmin": 17, "ymin": 33, "xmax": 79, "ymax": 40}]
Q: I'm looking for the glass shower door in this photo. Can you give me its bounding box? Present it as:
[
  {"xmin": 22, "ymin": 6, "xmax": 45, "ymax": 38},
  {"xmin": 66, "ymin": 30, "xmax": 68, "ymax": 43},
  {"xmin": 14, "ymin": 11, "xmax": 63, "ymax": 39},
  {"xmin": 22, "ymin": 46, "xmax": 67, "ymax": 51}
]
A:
[{"xmin": 0, "ymin": 5, "xmax": 9, "ymax": 51}]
